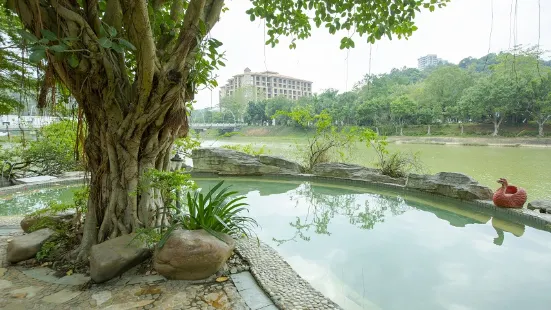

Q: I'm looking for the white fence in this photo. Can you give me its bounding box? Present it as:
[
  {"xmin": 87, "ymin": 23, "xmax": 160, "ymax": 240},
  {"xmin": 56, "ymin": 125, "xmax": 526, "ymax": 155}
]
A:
[{"xmin": 0, "ymin": 115, "xmax": 62, "ymax": 130}]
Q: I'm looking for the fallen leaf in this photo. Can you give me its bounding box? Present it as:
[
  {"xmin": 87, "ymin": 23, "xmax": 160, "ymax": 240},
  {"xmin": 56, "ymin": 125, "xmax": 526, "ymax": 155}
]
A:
[
  {"xmin": 215, "ymin": 276, "xmax": 229, "ymax": 283},
  {"xmin": 66, "ymin": 269, "xmax": 73, "ymax": 276}
]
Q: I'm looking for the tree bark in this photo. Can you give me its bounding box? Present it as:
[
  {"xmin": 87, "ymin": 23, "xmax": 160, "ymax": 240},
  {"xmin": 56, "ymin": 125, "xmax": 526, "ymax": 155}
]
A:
[
  {"xmin": 538, "ymin": 121, "xmax": 545, "ymax": 137},
  {"xmin": 427, "ymin": 125, "xmax": 431, "ymax": 136},
  {"xmin": 492, "ymin": 117, "xmax": 503, "ymax": 136}
]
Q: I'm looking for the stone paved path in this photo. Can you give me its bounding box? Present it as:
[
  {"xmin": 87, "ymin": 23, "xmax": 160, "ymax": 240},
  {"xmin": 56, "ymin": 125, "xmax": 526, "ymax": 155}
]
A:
[{"xmin": 0, "ymin": 219, "xmax": 278, "ymax": 310}]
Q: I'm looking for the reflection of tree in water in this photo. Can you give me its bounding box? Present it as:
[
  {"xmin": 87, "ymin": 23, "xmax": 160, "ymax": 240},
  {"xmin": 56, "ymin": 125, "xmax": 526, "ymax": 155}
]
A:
[{"xmin": 273, "ymin": 182, "xmax": 409, "ymax": 245}]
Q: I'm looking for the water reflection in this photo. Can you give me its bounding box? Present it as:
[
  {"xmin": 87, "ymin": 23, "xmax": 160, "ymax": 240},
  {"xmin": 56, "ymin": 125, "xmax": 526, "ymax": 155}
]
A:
[
  {"xmin": 491, "ymin": 217, "xmax": 525, "ymax": 246},
  {"xmin": 273, "ymin": 182, "xmax": 410, "ymax": 245},
  {"xmin": 268, "ymin": 181, "xmax": 527, "ymax": 247}
]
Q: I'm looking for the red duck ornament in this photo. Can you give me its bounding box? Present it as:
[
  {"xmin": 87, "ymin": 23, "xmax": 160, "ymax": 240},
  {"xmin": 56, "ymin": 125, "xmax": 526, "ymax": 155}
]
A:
[{"xmin": 493, "ymin": 178, "xmax": 527, "ymax": 208}]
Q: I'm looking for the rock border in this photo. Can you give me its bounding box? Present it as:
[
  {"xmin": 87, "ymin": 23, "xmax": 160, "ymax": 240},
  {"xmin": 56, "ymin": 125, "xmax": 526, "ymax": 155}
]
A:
[{"xmin": 235, "ymin": 238, "xmax": 340, "ymax": 310}]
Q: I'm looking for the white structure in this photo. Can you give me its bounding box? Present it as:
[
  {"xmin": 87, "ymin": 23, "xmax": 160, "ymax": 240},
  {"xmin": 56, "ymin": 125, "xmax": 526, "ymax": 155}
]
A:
[
  {"xmin": 418, "ymin": 54, "xmax": 445, "ymax": 70},
  {"xmin": 219, "ymin": 68, "xmax": 313, "ymax": 102},
  {"xmin": 0, "ymin": 115, "xmax": 62, "ymax": 130}
]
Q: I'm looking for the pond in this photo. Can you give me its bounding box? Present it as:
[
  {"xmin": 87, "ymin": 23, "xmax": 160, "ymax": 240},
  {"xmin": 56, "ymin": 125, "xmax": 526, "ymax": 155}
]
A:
[
  {"xmin": 2, "ymin": 178, "xmax": 551, "ymax": 310},
  {"xmin": 203, "ymin": 138, "xmax": 551, "ymax": 200}
]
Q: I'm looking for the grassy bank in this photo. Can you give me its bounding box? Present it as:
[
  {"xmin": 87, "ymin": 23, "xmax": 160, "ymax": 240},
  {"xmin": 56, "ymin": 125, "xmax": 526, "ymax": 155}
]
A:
[{"xmin": 197, "ymin": 124, "xmax": 551, "ymax": 147}]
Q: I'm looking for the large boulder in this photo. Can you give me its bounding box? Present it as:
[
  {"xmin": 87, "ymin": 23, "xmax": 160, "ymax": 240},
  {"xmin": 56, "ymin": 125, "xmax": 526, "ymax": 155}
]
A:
[
  {"xmin": 527, "ymin": 200, "xmax": 551, "ymax": 213},
  {"xmin": 312, "ymin": 162, "xmax": 406, "ymax": 185},
  {"xmin": 20, "ymin": 212, "xmax": 75, "ymax": 233},
  {"xmin": 406, "ymin": 172, "xmax": 493, "ymax": 201},
  {"xmin": 154, "ymin": 229, "xmax": 235, "ymax": 280},
  {"xmin": 90, "ymin": 233, "xmax": 151, "ymax": 283},
  {"xmin": 192, "ymin": 147, "xmax": 303, "ymax": 175},
  {"xmin": 258, "ymin": 154, "xmax": 303, "ymax": 174},
  {"xmin": 7, "ymin": 228, "xmax": 55, "ymax": 263}
]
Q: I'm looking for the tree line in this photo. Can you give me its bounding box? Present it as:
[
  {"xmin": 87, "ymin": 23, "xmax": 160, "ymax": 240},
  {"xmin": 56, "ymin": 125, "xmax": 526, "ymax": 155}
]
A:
[{"xmin": 197, "ymin": 47, "xmax": 551, "ymax": 137}]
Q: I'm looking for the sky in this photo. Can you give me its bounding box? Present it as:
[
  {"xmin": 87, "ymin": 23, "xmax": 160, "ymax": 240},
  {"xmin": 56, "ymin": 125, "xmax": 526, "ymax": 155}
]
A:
[{"xmin": 194, "ymin": 0, "xmax": 551, "ymax": 109}]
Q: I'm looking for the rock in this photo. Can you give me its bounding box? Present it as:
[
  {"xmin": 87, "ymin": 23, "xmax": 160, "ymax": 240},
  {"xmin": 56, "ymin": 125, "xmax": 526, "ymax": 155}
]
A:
[
  {"xmin": 312, "ymin": 162, "xmax": 406, "ymax": 185},
  {"xmin": 527, "ymin": 200, "xmax": 551, "ymax": 213},
  {"xmin": 191, "ymin": 147, "xmax": 303, "ymax": 175},
  {"xmin": 90, "ymin": 233, "xmax": 151, "ymax": 283},
  {"xmin": 154, "ymin": 229, "xmax": 235, "ymax": 280},
  {"xmin": 7, "ymin": 228, "xmax": 55, "ymax": 263},
  {"xmin": 258, "ymin": 155, "xmax": 303, "ymax": 174},
  {"xmin": 20, "ymin": 212, "xmax": 75, "ymax": 233},
  {"xmin": 406, "ymin": 172, "xmax": 493, "ymax": 201},
  {"xmin": 42, "ymin": 289, "xmax": 82, "ymax": 304}
]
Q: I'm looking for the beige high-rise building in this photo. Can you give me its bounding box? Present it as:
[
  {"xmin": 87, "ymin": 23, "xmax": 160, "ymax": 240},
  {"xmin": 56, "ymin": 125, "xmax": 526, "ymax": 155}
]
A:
[{"xmin": 219, "ymin": 68, "xmax": 313, "ymax": 102}]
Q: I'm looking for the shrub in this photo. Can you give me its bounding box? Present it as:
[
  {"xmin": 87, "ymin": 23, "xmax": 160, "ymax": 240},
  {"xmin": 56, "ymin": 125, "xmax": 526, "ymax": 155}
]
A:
[
  {"xmin": 0, "ymin": 120, "xmax": 83, "ymax": 179},
  {"xmin": 360, "ymin": 130, "xmax": 424, "ymax": 178},
  {"xmin": 275, "ymin": 108, "xmax": 358, "ymax": 171},
  {"xmin": 157, "ymin": 181, "xmax": 258, "ymax": 248},
  {"xmin": 32, "ymin": 186, "xmax": 89, "ymax": 263},
  {"xmin": 221, "ymin": 143, "xmax": 269, "ymax": 156}
]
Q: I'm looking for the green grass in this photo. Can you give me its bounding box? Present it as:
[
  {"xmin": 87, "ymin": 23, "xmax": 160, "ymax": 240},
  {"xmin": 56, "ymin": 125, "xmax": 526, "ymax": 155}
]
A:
[{"xmin": 200, "ymin": 123, "xmax": 551, "ymax": 139}]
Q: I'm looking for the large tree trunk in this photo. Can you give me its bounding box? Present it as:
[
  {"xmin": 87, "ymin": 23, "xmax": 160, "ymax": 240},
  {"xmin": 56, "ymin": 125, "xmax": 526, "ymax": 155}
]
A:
[
  {"xmin": 77, "ymin": 98, "xmax": 189, "ymax": 261},
  {"xmin": 9, "ymin": 0, "xmax": 224, "ymax": 261},
  {"xmin": 538, "ymin": 121, "xmax": 545, "ymax": 137}
]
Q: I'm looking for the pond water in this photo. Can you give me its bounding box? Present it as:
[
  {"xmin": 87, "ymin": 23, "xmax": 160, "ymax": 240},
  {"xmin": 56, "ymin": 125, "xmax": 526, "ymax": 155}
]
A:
[
  {"xmin": 3, "ymin": 178, "xmax": 551, "ymax": 310},
  {"xmin": 203, "ymin": 138, "xmax": 551, "ymax": 200},
  {"xmin": 0, "ymin": 185, "xmax": 76, "ymax": 216}
]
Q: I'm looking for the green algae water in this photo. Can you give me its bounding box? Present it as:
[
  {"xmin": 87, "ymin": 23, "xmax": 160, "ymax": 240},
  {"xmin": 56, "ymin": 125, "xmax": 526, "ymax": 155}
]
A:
[
  {"xmin": 3, "ymin": 178, "xmax": 551, "ymax": 309},
  {"xmin": 203, "ymin": 138, "xmax": 551, "ymax": 200}
]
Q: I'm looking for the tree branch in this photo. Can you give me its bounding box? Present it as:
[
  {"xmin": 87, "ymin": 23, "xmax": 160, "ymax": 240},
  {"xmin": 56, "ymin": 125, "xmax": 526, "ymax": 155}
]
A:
[
  {"xmin": 103, "ymin": 0, "xmax": 122, "ymax": 32},
  {"xmin": 167, "ymin": 0, "xmax": 223, "ymax": 72},
  {"xmin": 120, "ymin": 0, "xmax": 158, "ymax": 110},
  {"xmin": 84, "ymin": 0, "xmax": 101, "ymax": 34}
]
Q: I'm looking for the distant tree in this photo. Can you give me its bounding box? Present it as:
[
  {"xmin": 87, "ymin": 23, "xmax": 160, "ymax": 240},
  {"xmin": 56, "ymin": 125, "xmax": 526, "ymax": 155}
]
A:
[
  {"xmin": 526, "ymin": 73, "xmax": 551, "ymax": 136},
  {"xmin": 265, "ymin": 97, "xmax": 294, "ymax": 125},
  {"xmin": 0, "ymin": 8, "xmax": 39, "ymax": 114},
  {"xmin": 244, "ymin": 101, "xmax": 268, "ymax": 125},
  {"xmin": 459, "ymin": 76, "xmax": 517, "ymax": 136},
  {"xmin": 421, "ymin": 65, "xmax": 473, "ymax": 122},
  {"xmin": 390, "ymin": 95, "xmax": 416, "ymax": 135}
]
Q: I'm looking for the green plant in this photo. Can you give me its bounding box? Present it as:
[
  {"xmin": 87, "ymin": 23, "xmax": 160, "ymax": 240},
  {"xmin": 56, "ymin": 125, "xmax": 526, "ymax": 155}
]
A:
[
  {"xmin": 360, "ymin": 130, "xmax": 424, "ymax": 178},
  {"xmin": 158, "ymin": 181, "xmax": 258, "ymax": 248},
  {"xmin": 221, "ymin": 143, "xmax": 269, "ymax": 156},
  {"xmin": 275, "ymin": 108, "xmax": 359, "ymax": 171}
]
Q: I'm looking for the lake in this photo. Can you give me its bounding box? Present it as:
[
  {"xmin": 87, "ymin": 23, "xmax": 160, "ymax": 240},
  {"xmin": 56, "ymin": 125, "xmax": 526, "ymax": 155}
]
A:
[{"xmin": 202, "ymin": 137, "xmax": 551, "ymax": 201}]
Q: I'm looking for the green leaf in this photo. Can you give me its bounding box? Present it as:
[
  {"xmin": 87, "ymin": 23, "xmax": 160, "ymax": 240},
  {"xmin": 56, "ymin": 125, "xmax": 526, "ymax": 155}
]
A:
[
  {"xmin": 111, "ymin": 42, "xmax": 123, "ymax": 53},
  {"xmin": 68, "ymin": 54, "xmax": 79, "ymax": 68},
  {"xmin": 29, "ymin": 49, "xmax": 46, "ymax": 64},
  {"xmin": 38, "ymin": 38, "xmax": 50, "ymax": 45},
  {"xmin": 108, "ymin": 26, "xmax": 117, "ymax": 37},
  {"xmin": 117, "ymin": 38, "xmax": 136, "ymax": 51},
  {"xmin": 98, "ymin": 37, "xmax": 112, "ymax": 48},
  {"xmin": 40, "ymin": 29, "xmax": 58, "ymax": 41},
  {"xmin": 50, "ymin": 44, "xmax": 67, "ymax": 53},
  {"xmin": 17, "ymin": 29, "xmax": 38, "ymax": 43}
]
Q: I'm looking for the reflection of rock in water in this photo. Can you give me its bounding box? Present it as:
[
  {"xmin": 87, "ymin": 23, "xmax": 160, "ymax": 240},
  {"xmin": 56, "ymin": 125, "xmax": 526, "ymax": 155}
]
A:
[
  {"xmin": 256, "ymin": 182, "xmax": 300, "ymax": 196},
  {"xmin": 408, "ymin": 201, "xmax": 491, "ymax": 228},
  {"xmin": 196, "ymin": 179, "xmax": 299, "ymax": 196},
  {"xmin": 491, "ymin": 217, "xmax": 525, "ymax": 246}
]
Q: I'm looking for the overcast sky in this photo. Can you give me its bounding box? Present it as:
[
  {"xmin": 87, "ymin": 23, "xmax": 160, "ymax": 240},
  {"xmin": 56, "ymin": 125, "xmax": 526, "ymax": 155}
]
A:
[{"xmin": 194, "ymin": 0, "xmax": 551, "ymax": 109}]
